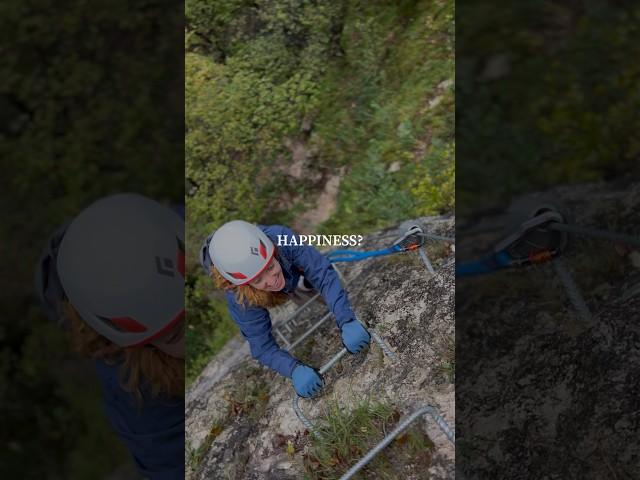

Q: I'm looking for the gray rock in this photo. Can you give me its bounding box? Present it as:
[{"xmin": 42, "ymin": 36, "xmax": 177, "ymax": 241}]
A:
[
  {"xmin": 186, "ymin": 216, "xmax": 455, "ymax": 479},
  {"xmin": 457, "ymin": 180, "xmax": 640, "ymax": 479}
]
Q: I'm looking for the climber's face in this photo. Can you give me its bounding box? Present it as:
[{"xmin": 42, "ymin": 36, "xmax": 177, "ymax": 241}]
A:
[{"xmin": 250, "ymin": 257, "xmax": 285, "ymax": 291}]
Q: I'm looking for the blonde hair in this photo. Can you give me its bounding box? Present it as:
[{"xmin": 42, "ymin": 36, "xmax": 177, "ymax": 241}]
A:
[
  {"xmin": 64, "ymin": 301, "xmax": 184, "ymax": 401},
  {"xmin": 211, "ymin": 252, "xmax": 289, "ymax": 309}
]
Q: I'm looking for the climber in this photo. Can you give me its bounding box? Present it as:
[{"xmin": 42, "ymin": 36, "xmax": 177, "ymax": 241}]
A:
[
  {"xmin": 34, "ymin": 194, "xmax": 185, "ymax": 480},
  {"xmin": 200, "ymin": 220, "xmax": 371, "ymax": 398}
]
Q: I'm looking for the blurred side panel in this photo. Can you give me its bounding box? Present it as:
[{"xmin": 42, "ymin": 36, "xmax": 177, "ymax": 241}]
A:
[
  {"xmin": 0, "ymin": 0, "xmax": 184, "ymax": 478},
  {"xmin": 456, "ymin": 1, "xmax": 640, "ymax": 479}
]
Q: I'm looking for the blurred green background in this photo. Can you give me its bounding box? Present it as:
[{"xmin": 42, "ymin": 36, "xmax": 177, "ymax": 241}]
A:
[
  {"xmin": 0, "ymin": 1, "xmax": 183, "ymax": 478},
  {"xmin": 456, "ymin": 1, "xmax": 640, "ymax": 214}
]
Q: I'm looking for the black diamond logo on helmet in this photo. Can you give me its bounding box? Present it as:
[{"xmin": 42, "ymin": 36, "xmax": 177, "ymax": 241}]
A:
[
  {"xmin": 250, "ymin": 246, "xmax": 259, "ymax": 256},
  {"xmin": 156, "ymin": 256, "xmax": 175, "ymax": 277}
]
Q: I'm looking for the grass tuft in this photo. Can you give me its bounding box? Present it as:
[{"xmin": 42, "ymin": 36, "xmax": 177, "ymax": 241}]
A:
[{"xmin": 302, "ymin": 398, "xmax": 434, "ymax": 479}]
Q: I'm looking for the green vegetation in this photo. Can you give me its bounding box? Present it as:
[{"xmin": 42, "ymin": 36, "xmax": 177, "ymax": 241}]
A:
[
  {"xmin": 457, "ymin": 2, "xmax": 640, "ymax": 213},
  {"xmin": 185, "ymin": 0, "xmax": 455, "ymax": 383},
  {"xmin": 187, "ymin": 366, "xmax": 272, "ymax": 471},
  {"xmin": 436, "ymin": 334, "xmax": 455, "ymax": 384},
  {"xmin": 1, "ymin": 2, "xmax": 183, "ymax": 477},
  {"xmin": 185, "ymin": 0, "xmax": 347, "ymax": 235},
  {"xmin": 186, "ymin": 277, "xmax": 239, "ymax": 386},
  {"xmin": 1, "ymin": 313, "xmax": 133, "ymax": 478},
  {"xmin": 312, "ymin": 0, "xmax": 455, "ymax": 232},
  {"xmin": 301, "ymin": 398, "xmax": 434, "ymax": 479},
  {"xmin": 186, "ymin": 419, "xmax": 227, "ymax": 472}
]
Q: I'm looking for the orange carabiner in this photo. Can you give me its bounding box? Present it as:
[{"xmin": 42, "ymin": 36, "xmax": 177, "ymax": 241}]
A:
[{"xmin": 528, "ymin": 250, "xmax": 553, "ymax": 264}]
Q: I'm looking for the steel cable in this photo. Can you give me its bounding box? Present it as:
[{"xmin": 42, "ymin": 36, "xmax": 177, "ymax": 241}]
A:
[{"xmin": 552, "ymin": 257, "xmax": 592, "ymax": 323}]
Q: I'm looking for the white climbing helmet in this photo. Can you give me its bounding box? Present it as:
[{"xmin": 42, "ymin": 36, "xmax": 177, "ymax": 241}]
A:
[
  {"xmin": 56, "ymin": 193, "xmax": 185, "ymax": 347},
  {"xmin": 208, "ymin": 220, "xmax": 275, "ymax": 285}
]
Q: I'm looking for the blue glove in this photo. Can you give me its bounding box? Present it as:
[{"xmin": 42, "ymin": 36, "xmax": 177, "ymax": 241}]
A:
[
  {"xmin": 291, "ymin": 364, "xmax": 324, "ymax": 398},
  {"xmin": 341, "ymin": 320, "xmax": 371, "ymax": 354}
]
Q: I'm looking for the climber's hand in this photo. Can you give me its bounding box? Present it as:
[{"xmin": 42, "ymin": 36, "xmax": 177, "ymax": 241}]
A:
[
  {"xmin": 291, "ymin": 364, "xmax": 324, "ymax": 398},
  {"xmin": 340, "ymin": 319, "xmax": 371, "ymax": 354}
]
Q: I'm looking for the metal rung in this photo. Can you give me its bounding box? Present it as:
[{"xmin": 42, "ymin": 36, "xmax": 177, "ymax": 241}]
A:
[
  {"xmin": 339, "ymin": 405, "xmax": 455, "ymax": 480},
  {"xmin": 275, "ymin": 328, "xmax": 291, "ymax": 349},
  {"xmin": 289, "ymin": 317, "xmax": 301, "ymax": 327},
  {"xmin": 286, "ymin": 311, "xmax": 333, "ymax": 352},
  {"xmin": 291, "ymin": 330, "xmax": 397, "ymax": 436},
  {"xmin": 280, "ymin": 265, "xmax": 354, "ymax": 350},
  {"xmin": 285, "ymin": 265, "xmax": 345, "ymax": 325},
  {"xmin": 419, "ymin": 247, "xmax": 435, "ymax": 273},
  {"xmin": 291, "ymin": 331, "xmax": 454, "ymax": 480},
  {"xmin": 286, "ymin": 253, "xmax": 454, "ymax": 476},
  {"xmin": 286, "ymin": 292, "xmax": 322, "ymax": 324}
]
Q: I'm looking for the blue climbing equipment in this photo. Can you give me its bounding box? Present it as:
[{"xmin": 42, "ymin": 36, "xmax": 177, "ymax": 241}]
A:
[
  {"xmin": 456, "ymin": 202, "xmax": 640, "ymax": 323},
  {"xmin": 456, "ymin": 206, "xmax": 568, "ymax": 277},
  {"xmin": 327, "ymin": 225, "xmax": 429, "ymax": 263},
  {"xmin": 327, "ymin": 244, "xmax": 404, "ymax": 262}
]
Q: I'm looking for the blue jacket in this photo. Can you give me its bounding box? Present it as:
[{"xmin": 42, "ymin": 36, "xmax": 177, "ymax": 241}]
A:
[
  {"xmin": 95, "ymin": 360, "xmax": 184, "ymax": 480},
  {"xmin": 205, "ymin": 225, "xmax": 356, "ymax": 378}
]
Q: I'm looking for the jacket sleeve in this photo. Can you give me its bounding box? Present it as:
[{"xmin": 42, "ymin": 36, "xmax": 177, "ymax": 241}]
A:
[
  {"xmin": 225, "ymin": 291, "xmax": 299, "ymax": 378},
  {"xmin": 95, "ymin": 360, "xmax": 185, "ymax": 480},
  {"xmin": 278, "ymin": 226, "xmax": 356, "ymax": 329}
]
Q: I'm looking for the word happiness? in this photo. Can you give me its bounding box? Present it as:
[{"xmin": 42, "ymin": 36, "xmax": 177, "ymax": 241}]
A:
[{"xmin": 277, "ymin": 234, "xmax": 364, "ymax": 247}]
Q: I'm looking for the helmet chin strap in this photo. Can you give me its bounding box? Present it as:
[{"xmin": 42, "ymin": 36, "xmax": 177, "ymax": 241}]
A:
[{"xmin": 34, "ymin": 222, "xmax": 72, "ymax": 325}]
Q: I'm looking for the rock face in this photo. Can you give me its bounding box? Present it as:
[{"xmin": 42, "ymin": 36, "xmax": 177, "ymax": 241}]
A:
[
  {"xmin": 456, "ymin": 180, "xmax": 640, "ymax": 479},
  {"xmin": 186, "ymin": 216, "xmax": 455, "ymax": 479}
]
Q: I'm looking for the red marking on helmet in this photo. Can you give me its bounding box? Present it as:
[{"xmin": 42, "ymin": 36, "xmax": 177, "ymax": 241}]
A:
[
  {"xmin": 259, "ymin": 240, "xmax": 267, "ymax": 259},
  {"xmin": 238, "ymin": 247, "xmax": 276, "ymax": 285},
  {"xmin": 111, "ymin": 316, "xmax": 148, "ymax": 333},
  {"xmin": 228, "ymin": 271, "xmax": 248, "ymax": 280},
  {"xmin": 128, "ymin": 309, "xmax": 185, "ymax": 347},
  {"xmin": 177, "ymin": 249, "xmax": 185, "ymax": 277}
]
